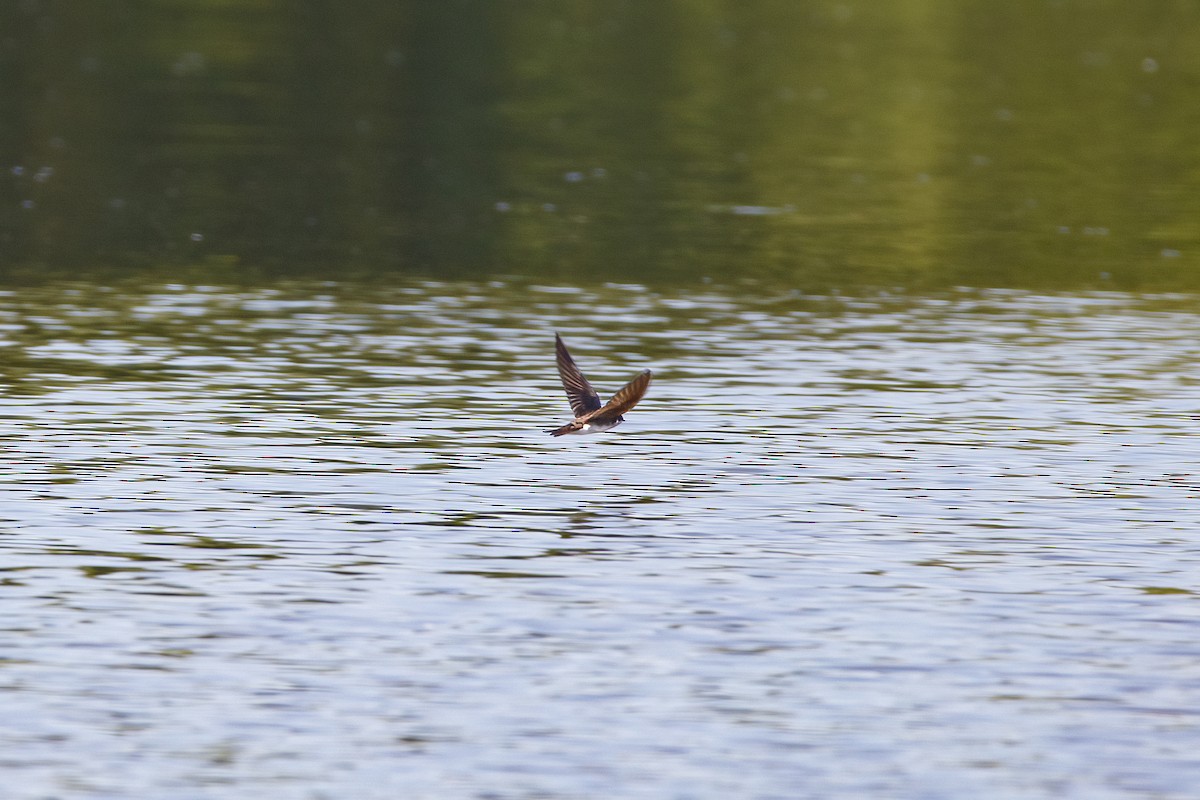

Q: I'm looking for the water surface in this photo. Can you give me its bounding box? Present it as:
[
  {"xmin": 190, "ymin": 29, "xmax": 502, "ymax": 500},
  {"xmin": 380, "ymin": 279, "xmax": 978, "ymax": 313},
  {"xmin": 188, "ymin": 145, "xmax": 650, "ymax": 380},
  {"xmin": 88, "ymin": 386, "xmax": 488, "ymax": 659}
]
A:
[
  {"xmin": 2, "ymin": 280, "xmax": 1198, "ymax": 798},
  {"xmin": 4, "ymin": 2, "xmax": 1200, "ymax": 288}
]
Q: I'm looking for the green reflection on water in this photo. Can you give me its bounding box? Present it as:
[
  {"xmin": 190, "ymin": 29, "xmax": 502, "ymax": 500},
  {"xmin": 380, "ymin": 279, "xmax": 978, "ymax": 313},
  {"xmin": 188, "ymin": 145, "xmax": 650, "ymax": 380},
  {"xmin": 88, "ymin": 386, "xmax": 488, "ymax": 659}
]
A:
[{"xmin": 2, "ymin": 1, "xmax": 1200, "ymax": 290}]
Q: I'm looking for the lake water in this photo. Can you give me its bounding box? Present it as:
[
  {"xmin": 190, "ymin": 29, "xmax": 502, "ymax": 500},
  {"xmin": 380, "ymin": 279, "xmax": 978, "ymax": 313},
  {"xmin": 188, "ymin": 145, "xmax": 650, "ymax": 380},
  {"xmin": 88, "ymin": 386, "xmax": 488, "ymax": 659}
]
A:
[
  {"xmin": 5, "ymin": 1, "xmax": 1200, "ymax": 796},
  {"xmin": 2, "ymin": 280, "xmax": 1199, "ymax": 799}
]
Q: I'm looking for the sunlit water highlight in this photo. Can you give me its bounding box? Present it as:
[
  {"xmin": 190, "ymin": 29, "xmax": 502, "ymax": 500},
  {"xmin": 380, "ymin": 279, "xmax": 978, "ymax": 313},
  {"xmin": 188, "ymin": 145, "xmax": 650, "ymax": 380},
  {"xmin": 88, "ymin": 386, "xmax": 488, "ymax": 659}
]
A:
[{"xmin": 2, "ymin": 281, "xmax": 1199, "ymax": 799}]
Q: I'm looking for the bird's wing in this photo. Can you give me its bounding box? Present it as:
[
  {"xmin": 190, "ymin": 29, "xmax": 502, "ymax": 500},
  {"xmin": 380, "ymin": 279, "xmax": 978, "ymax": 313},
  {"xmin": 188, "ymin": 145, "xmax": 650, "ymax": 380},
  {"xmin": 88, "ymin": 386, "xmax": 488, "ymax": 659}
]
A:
[
  {"xmin": 588, "ymin": 370, "xmax": 652, "ymax": 422},
  {"xmin": 556, "ymin": 333, "xmax": 603, "ymax": 416}
]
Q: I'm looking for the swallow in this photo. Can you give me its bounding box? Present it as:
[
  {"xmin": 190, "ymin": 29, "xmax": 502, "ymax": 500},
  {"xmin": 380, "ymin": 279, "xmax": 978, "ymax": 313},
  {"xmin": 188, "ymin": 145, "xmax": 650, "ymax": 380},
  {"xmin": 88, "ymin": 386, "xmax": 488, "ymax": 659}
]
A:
[{"xmin": 549, "ymin": 333, "xmax": 651, "ymax": 436}]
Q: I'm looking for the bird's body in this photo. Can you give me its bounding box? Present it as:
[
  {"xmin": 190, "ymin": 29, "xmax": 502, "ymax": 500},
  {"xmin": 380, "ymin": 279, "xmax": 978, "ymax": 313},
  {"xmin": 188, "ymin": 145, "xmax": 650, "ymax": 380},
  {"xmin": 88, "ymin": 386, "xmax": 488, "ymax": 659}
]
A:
[{"xmin": 549, "ymin": 333, "xmax": 651, "ymax": 437}]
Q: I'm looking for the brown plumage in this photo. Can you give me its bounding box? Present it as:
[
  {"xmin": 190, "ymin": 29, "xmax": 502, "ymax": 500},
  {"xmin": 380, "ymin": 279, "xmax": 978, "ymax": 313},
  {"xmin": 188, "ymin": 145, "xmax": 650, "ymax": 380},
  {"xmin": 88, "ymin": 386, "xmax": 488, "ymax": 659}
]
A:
[{"xmin": 549, "ymin": 333, "xmax": 651, "ymax": 436}]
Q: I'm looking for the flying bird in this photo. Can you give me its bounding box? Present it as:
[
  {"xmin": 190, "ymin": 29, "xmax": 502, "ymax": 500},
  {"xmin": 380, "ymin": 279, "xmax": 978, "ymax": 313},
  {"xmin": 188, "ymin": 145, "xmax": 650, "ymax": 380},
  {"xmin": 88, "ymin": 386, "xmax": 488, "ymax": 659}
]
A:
[{"xmin": 549, "ymin": 333, "xmax": 651, "ymax": 436}]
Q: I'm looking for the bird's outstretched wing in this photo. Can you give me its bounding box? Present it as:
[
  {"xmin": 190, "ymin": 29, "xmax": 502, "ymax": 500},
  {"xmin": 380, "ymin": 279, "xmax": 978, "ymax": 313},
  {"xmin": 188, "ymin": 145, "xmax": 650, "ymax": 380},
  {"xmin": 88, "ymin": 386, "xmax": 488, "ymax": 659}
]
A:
[
  {"xmin": 555, "ymin": 333, "xmax": 603, "ymax": 417},
  {"xmin": 587, "ymin": 370, "xmax": 652, "ymax": 424}
]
